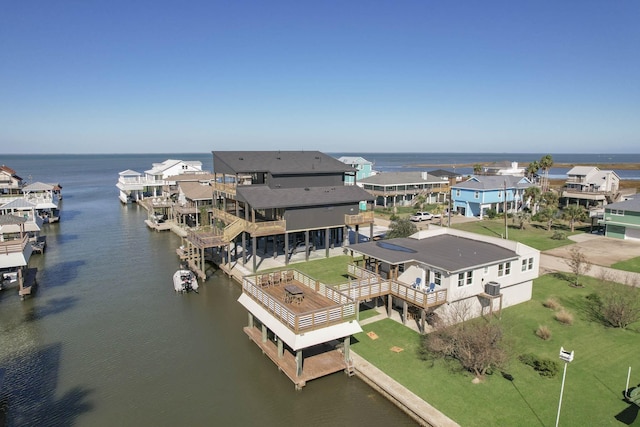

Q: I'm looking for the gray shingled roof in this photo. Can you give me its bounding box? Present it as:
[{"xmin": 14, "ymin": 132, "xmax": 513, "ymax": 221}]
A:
[
  {"xmin": 358, "ymin": 171, "xmax": 445, "ymax": 186},
  {"xmin": 605, "ymin": 197, "xmax": 640, "ymax": 212},
  {"xmin": 348, "ymin": 234, "xmax": 518, "ymax": 274},
  {"xmin": 178, "ymin": 181, "xmax": 214, "ymax": 201},
  {"xmin": 236, "ymin": 185, "xmax": 373, "ymax": 209},
  {"xmin": 0, "ymin": 214, "xmax": 27, "ymax": 225},
  {"xmin": 214, "ymin": 151, "xmax": 353, "ymax": 174},
  {"xmin": 452, "ymin": 175, "xmax": 532, "ymax": 190}
]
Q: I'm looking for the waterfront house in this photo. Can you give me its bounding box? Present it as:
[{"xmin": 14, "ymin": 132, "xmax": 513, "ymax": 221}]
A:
[
  {"xmin": 346, "ymin": 226, "xmax": 540, "ymax": 324},
  {"xmin": 182, "ymin": 151, "xmax": 374, "ymax": 277},
  {"xmin": 336, "ymin": 156, "xmax": 376, "ymax": 185},
  {"xmin": 561, "ymin": 166, "xmax": 623, "ymax": 208},
  {"xmin": 0, "ymin": 165, "xmax": 24, "ymax": 196},
  {"xmin": 428, "ymin": 169, "xmax": 464, "ymax": 183},
  {"xmin": 116, "ymin": 159, "xmax": 205, "ymax": 203},
  {"xmin": 174, "ymin": 179, "xmax": 215, "ymax": 229},
  {"xmin": 358, "ymin": 171, "xmax": 449, "ymax": 208},
  {"xmin": 450, "ymin": 175, "xmax": 533, "ymax": 218},
  {"xmin": 481, "ymin": 161, "xmax": 526, "ymax": 177},
  {"xmin": 0, "ymin": 214, "xmax": 36, "ymax": 298},
  {"xmin": 598, "ymin": 197, "xmax": 640, "ymax": 240},
  {"xmin": 21, "ymin": 181, "xmax": 61, "ymax": 222},
  {"xmin": 238, "ymin": 268, "xmax": 361, "ymax": 389}
]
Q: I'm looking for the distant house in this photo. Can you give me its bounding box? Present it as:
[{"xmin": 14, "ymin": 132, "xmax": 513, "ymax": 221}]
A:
[
  {"xmin": 0, "ymin": 165, "xmax": 23, "ymax": 195},
  {"xmin": 561, "ymin": 166, "xmax": 623, "ymax": 207},
  {"xmin": 347, "ymin": 226, "xmax": 540, "ymax": 322},
  {"xmin": 482, "ymin": 161, "xmax": 526, "ymax": 177},
  {"xmin": 598, "ymin": 198, "xmax": 640, "ymax": 240},
  {"xmin": 358, "ymin": 171, "xmax": 449, "ymax": 207},
  {"xmin": 428, "ymin": 169, "xmax": 464, "ymax": 183},
  {"xmin": 116, "ymin": 159, "xmax": 206, "ymax": 203},
  {"xmin": 336, "ymin": 156, "xmax": 376, "ymax": 185},
  {"xmin": 451, "ymin": 175, "xmax": 533, "ymax": 218}
]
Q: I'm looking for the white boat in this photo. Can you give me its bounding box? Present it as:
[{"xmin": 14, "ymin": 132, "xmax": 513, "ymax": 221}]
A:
[{"xmin": 173, "ymin": 269, "xmax": 198, "ymax": 293}]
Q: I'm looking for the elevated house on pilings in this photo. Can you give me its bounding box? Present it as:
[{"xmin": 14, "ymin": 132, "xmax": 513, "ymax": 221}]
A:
[
  {"xmin": 182, "ymin": 151, "xmax": 375, "ymax": 278},
  {"xmin": 238, "ymin": 268, "xmax": 362, "ymax": 389}
]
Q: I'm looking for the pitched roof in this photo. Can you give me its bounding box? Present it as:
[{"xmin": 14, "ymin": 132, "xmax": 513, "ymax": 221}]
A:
[
  {"xmin": 0, "ymin": 198, "xmax": 36, "ymax": 209},
  {"xmin": 359, "ymin": 171, "xmax": 446, "ymax": 185},
  {"xmin": 337, "ymin": 156, "xmax": 373, "ymax": 165},
  {"xmin": 119, "ymin": 169, "xmax": 142, "ymax": 176},
  {"xmin": 0, "ymin": 214, "xmax": 27, "ymax": 225},
  {"xmin": 605, "ymin": 197, "xmax": 640, "ymax": 212},
  {"xmin": 214, "ymin": 151, "xmax": 353, "ymax": 174},
  {"xmin": 146, "ymin": 159, "xmax": 203, "ymax": 174},
  {"xmin": 428, "ymin": 169, "xmax": 461, "ymax": 178},
  {"xmin": 348, "ymin": 234, "xmax": 518, "ymax": 274},
  {"xmin": 236, "ymin": 185, "xmax": 373, "ymax": 209},
  {"xmin": 452, "ymin": 175, "xmax": 532, "ymax": 190},
  {"xmin": 22, "ymin": 181, "xmax": 55, "ymax": 191},
  {"xmin": 567, "ymin": 166, "xmax": 598, "ymax": 176},
  {"xmin": 178, "ymin": 181, "xmax": 214, "ymax": 201}
]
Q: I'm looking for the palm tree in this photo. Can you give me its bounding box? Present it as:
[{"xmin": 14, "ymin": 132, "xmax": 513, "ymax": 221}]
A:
[
  {"xmin": 432, "ymin": 203, "xmax": 446, "ymax": 226},
  {"xmin": 513, "ymin": 211, "xmax": 532, "ymax": 230},
  {"xmin": 526, "ymin": 161, "xmax": 540, "ymax": 182},
  {"xmin": 541, "ymin": 190, "xmax": 559, "ymax": 209},
  {"xmin": 539, "ymin": 154, "xmax": 553, "ymax": 193},
  {"xmin": 538, "ymin": 206, "xmax": 558, "ymax": 231},
  {"xmin": 523, "ymin": 186, "xmax": 542, "ymax": 214},
  {"xmin": 562, "ymin": 205, "xmax": 587, "ymax": 232},
  {"xmin": 473, "ymin": 164, "xmax": 483, "ymax": 175}
]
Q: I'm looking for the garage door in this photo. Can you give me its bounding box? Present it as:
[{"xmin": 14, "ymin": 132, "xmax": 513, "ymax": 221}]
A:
[{"xmin": 625, "ymin": 227, "xmax": 640, "ymax": 240}]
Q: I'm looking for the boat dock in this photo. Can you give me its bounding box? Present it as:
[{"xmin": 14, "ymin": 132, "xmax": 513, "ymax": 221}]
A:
[{"xmin": 19, "ymin": 267, "xmax": 38, "ymax": 300}]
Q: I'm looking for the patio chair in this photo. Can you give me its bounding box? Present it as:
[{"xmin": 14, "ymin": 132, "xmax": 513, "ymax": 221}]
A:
[
  {"xmin": 427, "ymin": 283, "xmax": 436, "ymax": 293},
  {"xmin": 271, "ymin": 271, "xmax": 281, "ymax": 286},
  {"xmin": 412, "ymin": 277, "xmax": 422, "ymax": 289}
]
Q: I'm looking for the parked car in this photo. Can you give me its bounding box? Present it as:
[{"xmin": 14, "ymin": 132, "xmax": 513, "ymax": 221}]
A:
[{"xmin": 410, "ymin": 211, "xmax": 435, "ymax": 222}]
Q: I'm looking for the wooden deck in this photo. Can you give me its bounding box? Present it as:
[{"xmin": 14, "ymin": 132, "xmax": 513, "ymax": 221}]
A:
[
  {"xmin": 244, "ymin": 326, "xmax": 348, "ymax": 390},
  {"xmin": 144, "ymin": 219, "xmax": 172, "ymax": 232},
  {"xmin": 19, "ymin": 267, "xmax": 38, "ymax": 299}
]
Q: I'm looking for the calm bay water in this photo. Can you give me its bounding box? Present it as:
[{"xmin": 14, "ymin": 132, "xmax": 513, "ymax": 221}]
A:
[{"xmin": 0, "ymin": 151, "xmax": 638, "ymax": 426}]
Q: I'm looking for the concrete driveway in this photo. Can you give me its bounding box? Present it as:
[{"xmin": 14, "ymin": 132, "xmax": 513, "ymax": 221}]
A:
[{"xmin": 543, "ymin": 233, "xmax": 640, "ymax": 267}]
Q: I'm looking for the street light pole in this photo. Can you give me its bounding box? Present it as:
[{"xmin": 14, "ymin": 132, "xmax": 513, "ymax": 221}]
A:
[{"xmin": 556, "ymin": 347, "xmax": 574, "ymax": 427}]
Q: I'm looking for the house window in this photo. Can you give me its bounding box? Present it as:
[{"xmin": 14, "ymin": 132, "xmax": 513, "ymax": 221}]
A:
[
  {"xmin": 474, "ymin": 191, "xmax": 479, "ymax": 199},
  {"xmin": 522, "ymin": 259, "xmax": 527, "ymax": 272},
  {"xmin": 484, "ymin": 266, "xmax": 489, "ymax": 275},
  {"xmin": 434, "ymin": 271, "xmax": 442, "ymax": 286},
  {"xmin": 457, "ymin": 271, "xmax": 473, "ymax": 287},
  {"xmin": 612, "ymin": 209, "xmax": 624, "ymax": 215},
  {"xmin": 498, "ymin": 191, "xmax": 502, "ymax": 198},
  {"xmin": 498, "ymin": 262, "xmax": 511, "ymax": 277},
  {"xmin": 456, "ymin": 189, "xmax": 461, "ymax": 197},
  {"xmin": 528, "ymin": 257, "xmax": 534, "ymax": 270}
]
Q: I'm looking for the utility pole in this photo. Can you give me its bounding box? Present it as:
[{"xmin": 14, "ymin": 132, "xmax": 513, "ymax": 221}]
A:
[{"xmin": 503, "ymin": 179, "xmax": 508, "ymax": 239}]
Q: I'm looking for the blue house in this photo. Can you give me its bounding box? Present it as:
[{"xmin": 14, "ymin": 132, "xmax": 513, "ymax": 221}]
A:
[
  {"xmin": 336, "ymin": 156, "xmax": 376, "ymax": 185},
  {"xmin": 451, "ymin": 175, "xmax": 533, "ymax": 218}
]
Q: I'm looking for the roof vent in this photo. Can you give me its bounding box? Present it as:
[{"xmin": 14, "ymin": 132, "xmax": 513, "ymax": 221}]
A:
[
  {"xmin": 305, "ymin": 188, "xmax": 310, "ymax": 191},
  {"xmin": 239, "ymin": 157, "xmax": 244, "ymax": 160}
]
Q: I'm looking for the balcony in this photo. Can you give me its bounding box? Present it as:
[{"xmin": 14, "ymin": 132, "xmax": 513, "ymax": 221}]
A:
[{"xmin": 345, "ymin": 211, "xmax": 374, "ymax": 226}]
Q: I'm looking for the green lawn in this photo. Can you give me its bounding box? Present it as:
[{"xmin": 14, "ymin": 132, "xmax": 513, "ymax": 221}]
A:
[
  {"xmin": 351, "ymin": 274, "xmax": 640, "ymax": 426},
  {"xmin": 451, "ymin": 218, "xmax": 586, "ymax": 251},
  {"xmin": 612, "ymin": 257, "xmax": 640, "ymax": 273}
]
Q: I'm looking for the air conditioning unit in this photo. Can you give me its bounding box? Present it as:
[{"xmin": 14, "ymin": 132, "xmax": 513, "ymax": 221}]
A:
[{"xmin": 485, "ymin": 281, "xmax": 501, "ymax": 296}]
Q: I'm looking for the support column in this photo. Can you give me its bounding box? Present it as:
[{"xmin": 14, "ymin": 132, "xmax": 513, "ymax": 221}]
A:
[
  {"xmin": 252, "ymin": 236, "xmax": 257, "ymax": 273},
  {"xmin": 370, "ymin": 222, "xmax": 374, "ymax": 241},
  {"xmin": 420, "ymin": 309, "xmax": 426, "ymax": 334},
  {"xmin": 278, "ymin": 337, "xmax": 284, "ymax": 358},
  {"xmin": 261, "ymin": 324, "xmax": 268, "ymax": 343},
  {"xmin": 248, "ymin": 312, "xmax": 254, "ymax": 328},
  {"xmin": 387, "ymin": 295, "xmax": 393, "ymax": 317},
  {"xmin": 295, "ymin": 350, "xmax": 303, "ymax": 377},
  {"xmin": 284, "ymin": 232, "xmax": 290, "ymax": 266},
  {"xmin": 304, "ymin": 230, "xmax": 310, "ymax": 261},
  {"xmin": 242, "ymin": 233, "xmax": 247, "ymax": 264},
  {"xmin": 325, "ymin": 227, "xmax": 330, "ymax": 258},
  {"xmin": 402, "ymin": 301, "xmax": 408, "ymax": 325},
  {"xmin": 343, "ymin": 336, "xmax": 351, "ymax": 363}
]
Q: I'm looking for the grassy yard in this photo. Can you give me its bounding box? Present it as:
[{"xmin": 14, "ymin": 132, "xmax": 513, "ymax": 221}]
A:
[
  {"xmin": 351, "ymin": 274, "xmax": 640, "ymax": 426},
  {"xmin": 450, "ymin": 218, "xmax": 587, "ymax": 251},
  {"xmin": 612, "ymin": 257, "xmax": 640, "ymax": 274}
]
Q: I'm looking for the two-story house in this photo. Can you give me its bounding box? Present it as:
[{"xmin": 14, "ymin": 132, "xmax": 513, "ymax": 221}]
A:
[
  {"xmin": 561, "ymin": 166, "xmax": 622, "ymax": 208},
  {"xmin": 182, "ymin": 151, "xmax": 375, "ymax": 276},
  {"xmin": 598, "ymin": 198, "xmax": 640, "ymax": 240},
  {"xmin": 336, "ymin": 156, "xmax": 376, "ymax": 185},
  {"xmin": 451, "ymin": 175, "xmax": 533, "ymax": 218},
  {"xmin": 0, "ymin": 165, "xmax": 24, "ymax": 196},
  {"xmin": 116, "ymin": 159, "xmax": 205, "ymax": 203},
  {"xmin": 358, "ymin": 171, "xmax": 450, "ymax": 207}
]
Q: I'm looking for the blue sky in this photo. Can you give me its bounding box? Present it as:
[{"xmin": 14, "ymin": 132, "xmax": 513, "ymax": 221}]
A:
[{"xmin": 1, "ymin": 1, "xmax": 638, "ymax": 154}]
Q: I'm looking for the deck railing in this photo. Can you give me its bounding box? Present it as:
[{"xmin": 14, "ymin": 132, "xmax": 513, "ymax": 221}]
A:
[
  {"xmin": 345, "ymin": 211, "xmax": 375, "ymax": 225},
  {"xmin": 212, "ymin": 182, "xmax": 236, "ymax": 196},
  {"xmin": 0, "ymin": 235, "xmax": 28, "ymax": 255},
  {"xmin": 242, "ymin": 270, "xmax": 357, "ymax": 334}
]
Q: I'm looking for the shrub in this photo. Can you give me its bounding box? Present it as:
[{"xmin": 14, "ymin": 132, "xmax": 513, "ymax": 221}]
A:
[
  {"xmin": 551, "ymin": 230, "xmax": 567, "ymax": 240},
  {"xmin": 543, "ymin": 297, "xmax": 561, "ymax": 310},
  {"xmin": 536, "ymin": 325, "xmax": 552, "ymax": 340},
  {"xmin": 486, "ymin": 209, "xmax": 497, "ymax": 219},
  {"xmin": 555, "ymin": 309, "xmax": 574, "ymax": 325},
  {"xmin": 598, "ymin": 283, "xmax": 640, "ymax": 329},
  {"xmin": 518, "ymin": 353, "xmax": 560, "ymax": 378}
]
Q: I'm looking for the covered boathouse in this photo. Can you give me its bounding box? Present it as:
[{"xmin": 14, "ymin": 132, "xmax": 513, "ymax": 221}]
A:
[{"xmin": 237, "ymin": 269, "xmax": 362, "ymax": 390}]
